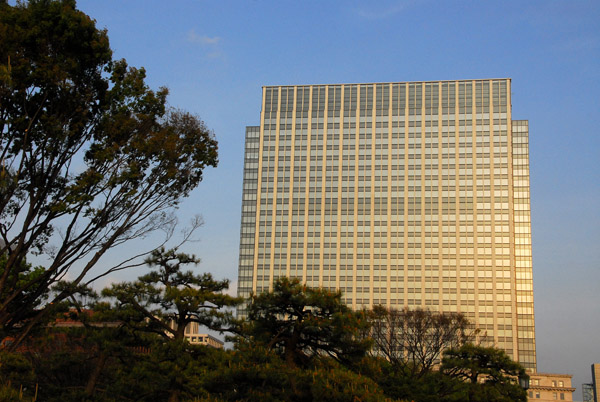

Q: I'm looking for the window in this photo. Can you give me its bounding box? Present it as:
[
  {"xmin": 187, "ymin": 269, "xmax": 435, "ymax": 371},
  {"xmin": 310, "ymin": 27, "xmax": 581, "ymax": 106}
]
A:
[
  {"xmin": 552, "ymin": 392, "xmax": 558, "ymax": 400},
  {"xmin": 560, "ymin": 393, "xmax": 565, "ymax": 400},
  {"xmin": 559, "ymin": 381, "xmax": 564, "ymax": 387},
  {"xmin": 552, "ymin": 380, "xmax": 557, "ymax": 387}
]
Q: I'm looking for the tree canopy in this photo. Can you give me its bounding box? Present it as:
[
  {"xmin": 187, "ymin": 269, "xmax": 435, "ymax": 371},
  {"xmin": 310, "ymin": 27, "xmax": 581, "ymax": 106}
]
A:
[
  {"xmin": 441, "ymin": 343, "xmax": 529, "ymax": 402},
  {"xmin": 0, "ymin": 274, "xmax": 532, "ymax": 402},
  {"xmin": 0, "ymin": 0, "xmax": 218, "ymax": 347},
  {"xmin": 102, "ymin": 247, "xmax": 241, "ymax": 341},
  {"xmin": 244, "ymin": 277, "xmax": 371, "ymax": 368}
]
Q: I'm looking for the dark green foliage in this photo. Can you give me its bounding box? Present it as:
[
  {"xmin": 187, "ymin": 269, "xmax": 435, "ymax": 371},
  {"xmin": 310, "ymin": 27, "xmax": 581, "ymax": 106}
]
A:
[
  {"xmin": 109, "ymin": 340, "xmax": 223, "ymax": 402},
  {"xmin": 306, "ymin": 360, "xmax": 392, "ymax": 402},
  {"xmin": 245, "ymin": 277, "xmax": 371, "ymax": 368},
  {"xmin": 0, "ymin": 276, "xmax": 530, "ymax": 402},
  {"xmin": 441, "ymin": 343, "xmax": 529, "ymax": 402},
  {"xmin": 0, "ymin": 383, "xmax": 35, "ymax": 401},
  {"xmin": 205, "ymin": 342, "xmax": 393, "ymax": 402},
  {"xmin": 15, "ymin": 322, "xmax": 140, "ymax": 401},
  {"xmin": 0, "ymin": 350, "xmax": 36, "ymax": 394},
  {"xmin": 0, "ymin": 247, "xmax": 239, "ymax": 401},
  {"xmin": 0, "ymin": 0, "xmax": 218, "ymax": 347},
  {"xmin": 0, "ymin": 254, "xmax": 47, "ymax": 339},
  {"xmin": 205, "ymin": 343, "xmax": 295, "ymax": 401},
  {"xmin": 99, "ymin": 248, "xmax": 240, "ymax": 402},
  {"xmin": 102, "ymin": 248, "xmax": 241, "ymax": 341},
  {"xmin": 374, "ymin": 362, "xmax": 466, "ymax": 402},
  {"xmin": 3, "ymin": 325, "xmax": 226, "ymax": 402}
]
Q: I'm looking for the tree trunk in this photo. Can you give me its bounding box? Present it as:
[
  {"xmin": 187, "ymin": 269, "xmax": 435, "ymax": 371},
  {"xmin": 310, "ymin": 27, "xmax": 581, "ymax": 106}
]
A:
[
  {"xmin": 168, "ymin": 389, "xmax": 180, "ymax": 402},
  {"xmin": 85, "ymin": 350, "xmax": 108, "ymax": 397}
]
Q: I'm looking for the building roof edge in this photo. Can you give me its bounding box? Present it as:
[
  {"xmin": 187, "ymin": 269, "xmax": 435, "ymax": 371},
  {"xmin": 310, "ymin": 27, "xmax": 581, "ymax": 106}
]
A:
[{"xmin": 261, "ymin": 78, "xmax": 512, "ymax": 89}]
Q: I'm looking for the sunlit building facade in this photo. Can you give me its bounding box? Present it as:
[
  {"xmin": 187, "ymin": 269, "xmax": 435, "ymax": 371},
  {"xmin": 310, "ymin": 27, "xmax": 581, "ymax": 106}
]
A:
[
  {"xmin": 237, "ymin": 79, "xmax": 536, "ymax": 370},
  {"xmin": 528, "ymin": 373, "xmax": 575, "ymax": 401}
]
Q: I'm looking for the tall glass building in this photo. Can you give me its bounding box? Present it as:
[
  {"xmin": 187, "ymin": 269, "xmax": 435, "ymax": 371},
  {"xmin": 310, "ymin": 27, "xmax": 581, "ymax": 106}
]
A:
[{"xmin": 237, "ymin": 79, "xmax": 536, "ymax": 370}]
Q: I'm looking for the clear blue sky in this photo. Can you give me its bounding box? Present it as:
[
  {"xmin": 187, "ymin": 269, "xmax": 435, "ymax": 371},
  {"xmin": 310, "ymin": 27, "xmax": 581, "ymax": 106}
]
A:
[{"xmin": 76, "ymin": 0, "xmax": 600, "ymax": 394}]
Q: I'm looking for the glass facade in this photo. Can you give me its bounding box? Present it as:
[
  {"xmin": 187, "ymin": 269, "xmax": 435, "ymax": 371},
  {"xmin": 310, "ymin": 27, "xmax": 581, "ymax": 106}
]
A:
[{"xmin": 237, "ymin": 79, "xmax": 537, "ymax": 371}]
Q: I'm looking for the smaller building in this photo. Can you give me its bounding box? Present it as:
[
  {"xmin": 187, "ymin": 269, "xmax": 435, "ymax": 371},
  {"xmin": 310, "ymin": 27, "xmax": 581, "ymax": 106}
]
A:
[
  {"xmin": 185, "ymin": 333, "xmax": 224, "ymax": 349},
  {"xmin": 583, "ymin": 383, "xmax": 594, "ymax": 402},
  {"xmin": 527, "ymin": 373, "xmax": 575, "ymax": 401},
  {"xmin": 179, "ymin": 321, "xmax": 224, "ymax": 349},
  {"xmin": 581, "ymin": 363, "xmax": 600, "ymax": 402}
]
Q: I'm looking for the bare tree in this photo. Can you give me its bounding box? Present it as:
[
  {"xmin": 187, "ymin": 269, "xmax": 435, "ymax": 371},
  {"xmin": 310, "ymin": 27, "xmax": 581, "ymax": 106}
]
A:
[{"xmin": 368, "ymin": 306, "xmax": 479, "ymax": 378}]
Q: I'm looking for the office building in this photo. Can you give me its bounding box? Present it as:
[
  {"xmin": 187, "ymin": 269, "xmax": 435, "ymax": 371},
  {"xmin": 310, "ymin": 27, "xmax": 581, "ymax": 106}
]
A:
[{"xmin": 237, "ymin": 79, "xmax": 536, "ymax": 370}]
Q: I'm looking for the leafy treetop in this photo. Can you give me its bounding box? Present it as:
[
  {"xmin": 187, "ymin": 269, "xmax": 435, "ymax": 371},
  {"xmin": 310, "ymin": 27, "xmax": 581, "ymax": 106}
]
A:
[
  {"xmin": 0, "ymin": 0, "xmax": 218, "ymax": 347},
  {"xmin": 245, "ymin": 277, "xmax": 371, "ymax": 368},
  {"xmin": 102, "ymin": 248, "xmax": 241, "ymax": 341},
  {"xmin": 441, "ymin": 343, "xmax": 528, "ymax": 402}
]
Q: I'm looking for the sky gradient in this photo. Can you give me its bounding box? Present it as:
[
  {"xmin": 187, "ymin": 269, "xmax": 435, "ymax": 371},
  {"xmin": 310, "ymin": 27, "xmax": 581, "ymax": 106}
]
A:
[{"xmin": 75, "ymin": 0, "xmax": 600, "ymax": 395}]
